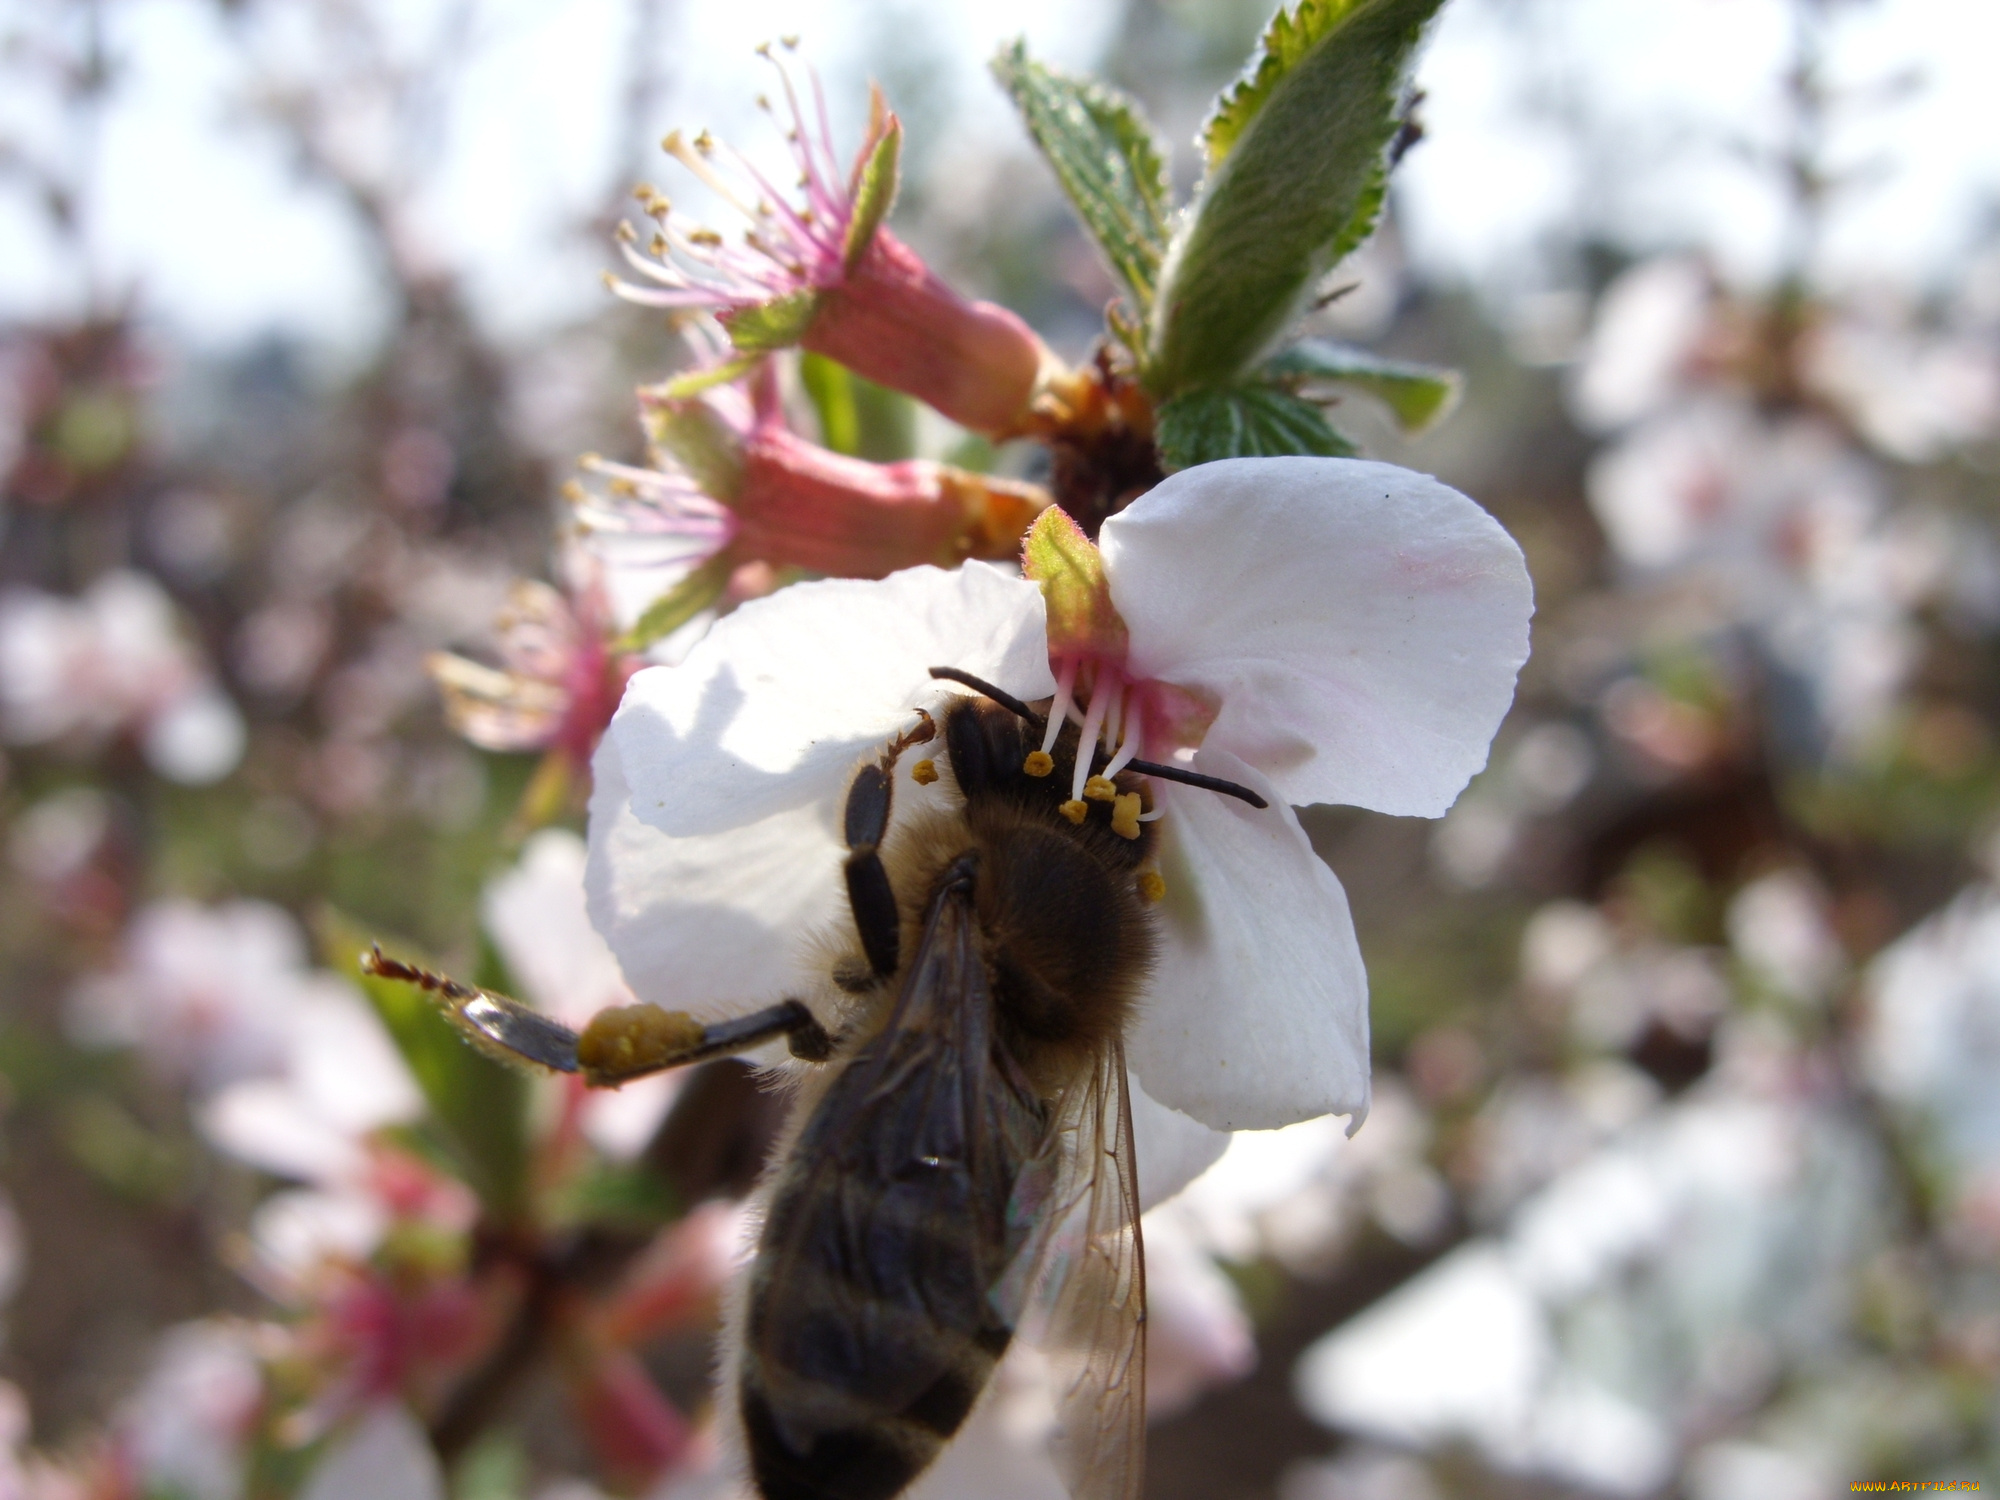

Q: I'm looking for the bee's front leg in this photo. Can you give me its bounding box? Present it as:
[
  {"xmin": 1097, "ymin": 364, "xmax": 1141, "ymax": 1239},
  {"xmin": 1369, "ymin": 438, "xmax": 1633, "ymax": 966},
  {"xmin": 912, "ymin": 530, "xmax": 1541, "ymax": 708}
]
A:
[{"xmin": 841, "ymin": 710, "xmax": 936, "ymax": 979}]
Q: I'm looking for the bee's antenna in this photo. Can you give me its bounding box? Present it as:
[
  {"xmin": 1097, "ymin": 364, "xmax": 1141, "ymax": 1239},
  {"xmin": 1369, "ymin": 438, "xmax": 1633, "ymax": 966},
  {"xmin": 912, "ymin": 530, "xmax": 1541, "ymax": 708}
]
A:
[
  {"xmin": 1123, "ymin": 758, "xmax": 1269, "ymax": 809},
  {"xmin": 927, "ymin": 666, "xmax": 1037, "ymax": 722},
  {"xmin": 927, "ymin": 666, "xmax": 1269, "ymax": 809}
]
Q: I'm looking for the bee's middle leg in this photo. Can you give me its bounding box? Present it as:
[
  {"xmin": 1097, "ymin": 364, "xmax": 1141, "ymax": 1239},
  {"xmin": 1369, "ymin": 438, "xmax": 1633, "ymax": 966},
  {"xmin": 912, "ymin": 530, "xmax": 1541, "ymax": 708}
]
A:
[{"xmin": 842, "ymin": 711, "xmax": 936, "ymax": 978}]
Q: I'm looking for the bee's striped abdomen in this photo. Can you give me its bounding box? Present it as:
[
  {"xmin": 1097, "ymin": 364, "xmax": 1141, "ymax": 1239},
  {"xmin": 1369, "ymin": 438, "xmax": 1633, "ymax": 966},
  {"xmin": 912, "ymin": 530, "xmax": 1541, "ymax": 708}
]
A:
[{"xmin": 739, "ymin": 865, "xmax": 1046, "ymax": 1500}]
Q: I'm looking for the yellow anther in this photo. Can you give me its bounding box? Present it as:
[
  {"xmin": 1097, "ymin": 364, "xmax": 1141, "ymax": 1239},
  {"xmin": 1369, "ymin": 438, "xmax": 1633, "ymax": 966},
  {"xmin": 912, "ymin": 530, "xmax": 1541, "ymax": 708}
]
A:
[
  {"xmin": 633, "ymin": 181, "xmax": 657, "ymax": 201},
  {"xmin": 609, "ymin": 477, "xmax": 638, "ymax": 497},
  {"xmin": 600, "ymin": 270, "xmax": 617, "ymax": 290},
  {"xmin": 1111, "ymin": 792, "xmax": 1144, "ymax": 840},
  {"xmin": 614, "ymin": 219, "xmax": 637, "ymax": 243},
  {"xmin": 1084, "ymin": 775, "xmax": 1118, "ymax": 802},
  {"xmin": 559, "ymin": 479, "xmax": 587, "ymax": 503},
  {"xmin": 1023, "ymin": 750, "xmax": 1054, "ymax": 778},
  {"xmin": 650, "ymin": 233, "xmax": 668, "ymax": 256},
  {"xmin": 1138, "ymin": 871, "xmax": 1166, "ymax": 903},
  {"xmin": 689, "ymin": 228, "xmax": 723, "ymax": 247},
  {"xmin": 693, "ymin": 129, "xmax": 715, "ymax": 153},
  {"xmin": 1059, "ymin": 799, "xmax": 1088, "ymax": 825},
  {"xmin": 911, "ymin": 758, "xmax": 939, "ymax": 786}
]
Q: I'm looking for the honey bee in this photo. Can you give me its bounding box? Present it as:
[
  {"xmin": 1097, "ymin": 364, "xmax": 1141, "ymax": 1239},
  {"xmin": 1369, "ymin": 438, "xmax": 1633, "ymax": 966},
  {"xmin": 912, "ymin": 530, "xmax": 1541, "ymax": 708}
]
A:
[{"xmin": 367, "ymin": 666, "xmax": 1266, "ymax": 1500}]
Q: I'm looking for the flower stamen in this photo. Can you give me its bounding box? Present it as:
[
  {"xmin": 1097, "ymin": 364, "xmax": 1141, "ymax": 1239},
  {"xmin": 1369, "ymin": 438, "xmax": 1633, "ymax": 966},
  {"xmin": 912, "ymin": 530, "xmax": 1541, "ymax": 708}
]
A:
[{"xmin": 1038, "ymin": 656, "xmax": 1078, "ymax": 758}]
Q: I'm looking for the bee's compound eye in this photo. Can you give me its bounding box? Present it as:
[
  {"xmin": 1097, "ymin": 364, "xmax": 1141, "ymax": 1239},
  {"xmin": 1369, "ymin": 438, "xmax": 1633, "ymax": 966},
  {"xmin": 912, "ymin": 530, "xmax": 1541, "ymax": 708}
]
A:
[
  {"xmin": 1110, "ymin": 791, "xmax": 1144, "ymax": 839},
  {"xmin": 577, "ymin": 1003, "xmax": 705, "ymax": 1081},
  {"xmin": 1023, "ymin": 750, "xmax": 1054, "ymax": 778},
  {"xmin": 911, "ymin": 758, "xmax": 939, "ymax": 785},
  {"xmin": 1138, "ymin": 870, "xmax": 1166, "ymax": 903}
]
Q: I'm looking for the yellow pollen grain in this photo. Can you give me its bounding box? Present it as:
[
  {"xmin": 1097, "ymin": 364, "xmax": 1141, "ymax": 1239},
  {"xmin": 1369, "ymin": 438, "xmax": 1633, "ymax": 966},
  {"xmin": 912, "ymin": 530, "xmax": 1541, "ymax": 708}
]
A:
[
  {"xmin": 1083, "ymin": 775, "xmax": 1117, "ymax": 802},
  {"xmin": 1111, "ymin": 792, "xmax": 1144, "ymax": 840},
  {"xmin": 911, "ymin": 758, "xmax": 939, "ymax": 786},
  {"xmin": 1138, "ymin": 871, "xmax": 1166, "ymax": 903},
  {"xmin": 1059, "ymin": 799, "xmax": 1088, "ymax": 825},
  {"xmin": 1023, "ymin": 750, "xmax": 1054, "ymax": 777}
]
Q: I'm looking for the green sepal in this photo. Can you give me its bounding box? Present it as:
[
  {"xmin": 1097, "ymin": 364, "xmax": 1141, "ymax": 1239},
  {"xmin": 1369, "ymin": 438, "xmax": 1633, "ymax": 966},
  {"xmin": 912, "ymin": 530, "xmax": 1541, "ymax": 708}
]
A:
[
  {"xmin": 642, "ymin": 397, "xmax": 744, "ymax": 500},
  {"xmin": 319, "ymin": 909, "xmax": 530, "ymax": 1219},
  {"xmin": 842, "ymin": 116, "xmax": 902, "ymax": 274},
  {"xmin": 719, "ymin": 287, "xmax": 822, "ymax": 353},
  {"xmin": 1262, "ymin": 338, "xmax": 1461, "ymax": 430},
  {"xmin": 991, "ymin": 40, "xmax": 1173, "ymax": 313},
  {"xmin": 647, "ymin": 353, "xmax": 762, "ymax": 403},
  {"xmin": 1155, "ymin": 384, "xmax": 1357, "ymax": 471},
  {"xmin": 618, "ymin": 552, "xmax": 735, "ymax": 653},
  {"xmin": 799, "ymin": 351, "xmax": 918, "ymax": 461},
  {"xmin": 1147, "ymin": 0, "xmax": 1444, "ymax": 396},
  {"xmin": 1021, "ymin": 506, "xmax": 1128, "ymax": 658}
]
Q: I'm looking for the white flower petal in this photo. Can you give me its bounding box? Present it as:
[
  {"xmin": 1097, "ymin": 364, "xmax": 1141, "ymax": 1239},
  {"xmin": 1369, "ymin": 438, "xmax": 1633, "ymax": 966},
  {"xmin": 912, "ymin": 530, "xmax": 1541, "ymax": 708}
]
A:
[
  {"xmin": 484, "ymin": 828, "xmax": 634, "ymax": 1025},
  {"xmin": 1128, "ymin": 1078, "xmax": 1230, "ymax": 1212},
  {"xmin": 1125, "ymin": 749, "xmax": 1370, "ymax": 1132},
  {"xmin": 612, "ymin": 563, "xmax": 1052, "ymax": 839},
  {"xmin": 586, "ymin": 733, "xmax": 844, "ymax": 1016},
  {"xmin": 198, "ymin": 1079, "xmax": 365, "ymax": 1183},
  {"xmin": 251, "ymin": 1188, "xmax": 388, "ymax": 1285},
  {"xmin": 1102, "ymin": 457, "xmax": 1532, "ymax": 817},
  {"xmin": 299, "ymin": 1403, "xmax": 444, "ymax": 1500},
  {"xmin": 1139, "ymin": 1212, "xmax": 1254, "ymax": 1418},
  {"xmin": 288, "ymin": 982, "xmax": 423, "ymax": 1136}
]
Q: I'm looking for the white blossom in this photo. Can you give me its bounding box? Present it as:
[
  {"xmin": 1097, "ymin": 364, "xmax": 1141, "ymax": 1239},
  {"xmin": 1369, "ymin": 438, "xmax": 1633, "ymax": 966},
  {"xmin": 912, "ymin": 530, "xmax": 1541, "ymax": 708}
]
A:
[{"xmin": 587, "ymin": 458, "xmax": 1531, "ymax": 1135}]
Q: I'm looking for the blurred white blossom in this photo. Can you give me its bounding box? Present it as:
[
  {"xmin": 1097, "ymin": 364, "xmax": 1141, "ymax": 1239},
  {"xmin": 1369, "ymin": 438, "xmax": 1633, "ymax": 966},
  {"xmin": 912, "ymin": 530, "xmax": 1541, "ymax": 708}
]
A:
[{"xmin": 0, "ymin": 571, "xmax": 244, "ymax": 783}]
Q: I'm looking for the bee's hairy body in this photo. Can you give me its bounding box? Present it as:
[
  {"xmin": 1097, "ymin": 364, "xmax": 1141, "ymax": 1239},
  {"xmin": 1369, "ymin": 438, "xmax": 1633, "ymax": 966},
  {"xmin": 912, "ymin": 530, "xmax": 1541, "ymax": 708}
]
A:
[{"xmin": 735, "ymin": 695, "xmax": 1159, "ymax": 1500}]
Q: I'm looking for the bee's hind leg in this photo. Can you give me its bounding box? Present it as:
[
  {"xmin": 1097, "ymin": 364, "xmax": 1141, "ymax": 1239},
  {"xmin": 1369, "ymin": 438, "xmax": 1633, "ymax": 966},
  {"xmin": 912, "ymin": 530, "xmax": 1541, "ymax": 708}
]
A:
[
  {"xmin": 842, "ymin": 710, "xmax": 936, "ymax": 979},
  {"xmin": 576, "ymin": 997, "xmax": 835, "ymax": 1083},
  {"xmin": 361, "ymin": 948, "xmax": 833, "ymax": 1087}
]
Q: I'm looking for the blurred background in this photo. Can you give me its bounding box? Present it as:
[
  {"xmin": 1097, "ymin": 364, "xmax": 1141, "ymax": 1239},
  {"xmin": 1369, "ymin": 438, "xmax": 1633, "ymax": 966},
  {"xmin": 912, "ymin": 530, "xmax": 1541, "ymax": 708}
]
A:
[{"xmin": 2, "ymin": 0, "xmax": 1998, "ymax": 1497}]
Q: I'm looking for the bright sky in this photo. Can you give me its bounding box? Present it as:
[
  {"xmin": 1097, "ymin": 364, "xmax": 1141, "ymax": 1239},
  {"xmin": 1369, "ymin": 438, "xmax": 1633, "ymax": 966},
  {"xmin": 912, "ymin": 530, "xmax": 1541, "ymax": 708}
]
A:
[{"xmin": 3, "ymin": 0, "xmax": 1996, "ymax": 352}]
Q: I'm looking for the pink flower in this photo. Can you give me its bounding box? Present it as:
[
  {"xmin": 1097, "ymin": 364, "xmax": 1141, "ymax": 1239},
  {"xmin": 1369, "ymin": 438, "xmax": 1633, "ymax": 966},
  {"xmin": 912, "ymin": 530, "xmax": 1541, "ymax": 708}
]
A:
[
  {"xmin": 606, "ymin": 50, "xmax": 1054, "ymax": 436},
  {"xmin": 566, "ymin": 369, "xmax": 1047, "ymax": 640}
]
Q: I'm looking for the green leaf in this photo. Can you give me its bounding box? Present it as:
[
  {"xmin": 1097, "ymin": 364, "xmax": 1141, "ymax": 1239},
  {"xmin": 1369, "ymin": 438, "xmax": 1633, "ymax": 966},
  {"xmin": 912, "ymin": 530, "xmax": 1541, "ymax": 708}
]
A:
[
  {"xmin": 799, "ymin": 351, "xmax": 919, "ymax": 462},
  {"xmin": 1147, "ymin": 0, "xmax": 1443, "ymax": 396},
  {"xmin": 991, "ymin": 40, "xmax": 1174, "ymax": 312},
  {"xmin": 320, "ymin": 909, "xmax": 530, "ymax": 1218},
  {"xmin": 617, "ymin": 552, "xmax": 734, "ymax": 653},
  {"xmin": 842, "ymin": 115, "xmax": 902, "ymax": 273},
  {"xmin": 1262, "ymin": 339, "xmax": 1461, "ymax": 430},
  {"xmin": 719, "ymin": 287, "xmax": 822, "ymax": 353},
  {"xmin": 1154, "ymin": 384, "xmax": 1357, "ymax": 470}
]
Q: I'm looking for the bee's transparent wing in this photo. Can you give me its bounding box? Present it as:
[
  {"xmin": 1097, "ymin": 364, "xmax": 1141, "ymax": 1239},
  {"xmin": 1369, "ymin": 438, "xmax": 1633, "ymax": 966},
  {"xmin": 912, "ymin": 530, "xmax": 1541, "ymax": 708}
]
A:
[{"xmin": 1032, "ymin": 1040, "xmax": 1147, "ymax": 1500}]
